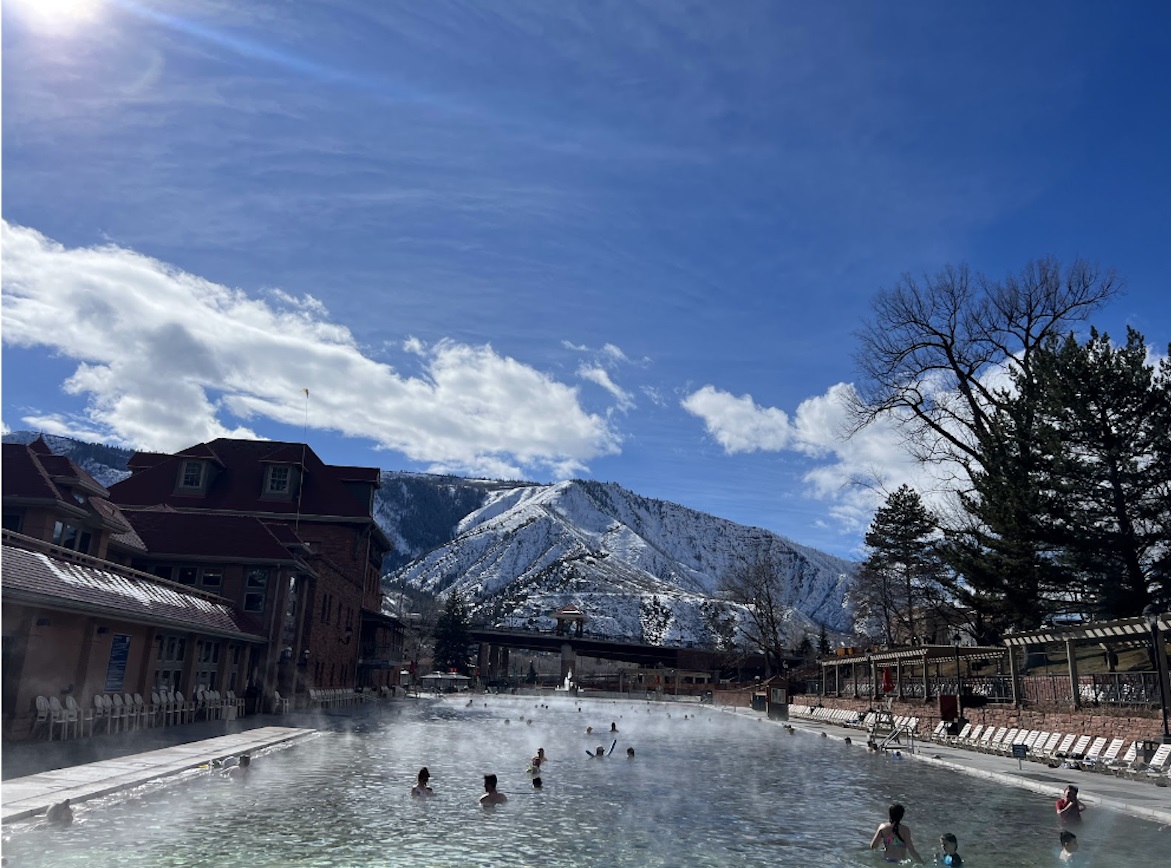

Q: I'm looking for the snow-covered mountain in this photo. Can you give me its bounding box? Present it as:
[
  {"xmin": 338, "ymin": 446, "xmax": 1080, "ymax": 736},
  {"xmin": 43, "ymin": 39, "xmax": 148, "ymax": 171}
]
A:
[
  {"xmin": 4, "ymin": 432, "xmax": 857, "ymax": 645},
  {"xmin": 378, "ymin": 474, "xmax": 857, "ymax": 644}
]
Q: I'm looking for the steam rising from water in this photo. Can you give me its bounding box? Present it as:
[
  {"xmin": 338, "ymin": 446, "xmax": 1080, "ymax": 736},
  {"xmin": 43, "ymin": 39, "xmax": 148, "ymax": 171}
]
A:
[{"xmin": 3, "ymin": 697, "xmax": 1164, "ymax": 867}]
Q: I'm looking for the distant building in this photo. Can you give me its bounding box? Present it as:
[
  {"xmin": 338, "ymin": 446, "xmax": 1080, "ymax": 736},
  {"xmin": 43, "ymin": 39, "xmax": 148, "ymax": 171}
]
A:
[{"xmin": 0, "ymin": 436, "xmax": 403, "ymax": 738}]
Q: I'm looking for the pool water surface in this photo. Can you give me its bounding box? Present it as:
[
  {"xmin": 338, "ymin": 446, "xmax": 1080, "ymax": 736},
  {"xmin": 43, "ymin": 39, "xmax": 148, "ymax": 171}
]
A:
[{"xmin": 2, "ymin": 696, "xmax": 1163, "ymax": 866}]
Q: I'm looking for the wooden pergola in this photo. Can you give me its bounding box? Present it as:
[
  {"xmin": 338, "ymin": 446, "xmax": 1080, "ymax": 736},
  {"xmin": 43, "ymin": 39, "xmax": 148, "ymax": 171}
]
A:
[
  {"xmin": 1002, "ymin": 611, "xmax": 1171, "ymax": 708},
  {"xmin": 819, "ymin": 645, "xmax": 1007, "ymax": 701}
]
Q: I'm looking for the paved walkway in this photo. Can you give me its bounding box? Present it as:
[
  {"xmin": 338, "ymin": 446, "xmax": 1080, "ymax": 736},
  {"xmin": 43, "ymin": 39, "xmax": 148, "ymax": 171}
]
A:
[
  {"xmin": 719, "ymin": 705, "xmax": 1171, "ymax": 826},
  {"xmin": 1, "ymin": 700, "xmax": 414, "ymax": 826},
  {"xmin": 0, "ymin": 726, "xmax": 316, "ymax": 824}
]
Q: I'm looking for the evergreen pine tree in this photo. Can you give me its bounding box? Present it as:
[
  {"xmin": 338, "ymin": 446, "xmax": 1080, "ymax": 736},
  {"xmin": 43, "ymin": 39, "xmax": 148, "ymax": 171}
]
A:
[
  {"xmin": 1025, "ymin": 328, "xmax": 1171, "ymax": 617},
  {"xmin": 854, "ymin": 485, "xmax": 946, "ymax": 644},
  {"xmin": 432, "ymin": 593, "xmax": 472, "ymax": 675}
]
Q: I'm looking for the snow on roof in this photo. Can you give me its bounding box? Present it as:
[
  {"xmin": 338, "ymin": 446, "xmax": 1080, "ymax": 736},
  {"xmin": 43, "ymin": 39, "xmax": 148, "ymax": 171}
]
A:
[{"xmin": 1, "ymin": 542, "xmax": 266, "ymax": 641}]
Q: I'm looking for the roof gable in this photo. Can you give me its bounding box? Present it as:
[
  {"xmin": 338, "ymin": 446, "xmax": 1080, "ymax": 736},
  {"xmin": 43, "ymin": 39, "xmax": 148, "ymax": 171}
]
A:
[{"xmin": 109, "ymin": 438, "xmax": 378, "ymax": 519}]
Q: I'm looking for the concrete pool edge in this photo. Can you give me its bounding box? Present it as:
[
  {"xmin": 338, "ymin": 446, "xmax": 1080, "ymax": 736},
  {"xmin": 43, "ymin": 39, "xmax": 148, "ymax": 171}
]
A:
[
  {"xmin": 715, "ymin": 706, "xmax": 1171, "ymax": 827},
  {"xmin": 0, "ymin": 725, "xmax": 317, "ymax": 825}
]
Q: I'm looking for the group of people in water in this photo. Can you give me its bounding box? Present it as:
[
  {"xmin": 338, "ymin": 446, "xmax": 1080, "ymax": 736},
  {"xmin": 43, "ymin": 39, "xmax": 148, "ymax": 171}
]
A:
[
  {"xmin": 868, "ymin": 782, "xmax": 1087, "ymax": 864},
  {"xmin": 408, "ymin": 714, "xmax": 639, "ymax": 809}
]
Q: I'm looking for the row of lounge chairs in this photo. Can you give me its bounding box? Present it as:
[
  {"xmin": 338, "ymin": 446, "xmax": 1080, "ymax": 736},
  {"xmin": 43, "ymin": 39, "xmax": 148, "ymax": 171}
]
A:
[
  {"xmin": 925, "ymin": 721, "xmax": 1171, "ymax": 782},
  {"xmin": 784, "ymin": 704, "xmax": 1169, "ymax": 784},
  {"xmin": 790, "ymin": 703, "xmax": 921, "ymax": 738},
  {"xmin": 32, "ymin": 687, "xmax": 247, "ymax": 740},
  {"xmin": 307, "ymin": 687, "xmax": 372, "ymax": 709}
]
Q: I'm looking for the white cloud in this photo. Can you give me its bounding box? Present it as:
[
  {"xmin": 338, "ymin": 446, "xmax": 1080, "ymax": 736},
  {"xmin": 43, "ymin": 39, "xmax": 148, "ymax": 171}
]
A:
[
  {"xmin": 680, "ymin": 386, "xmax": 792, "ymax": 453},
  {"xmin": 1, "ymin": 222, "xmax": 619, "ymax": 478},
  {"xmin": 682, "ymin": 381, "xmax": 949, "ymax": 533},
  {"xmin": 578, "ymin": 365, "xmax": 635, "ymax": 412}
]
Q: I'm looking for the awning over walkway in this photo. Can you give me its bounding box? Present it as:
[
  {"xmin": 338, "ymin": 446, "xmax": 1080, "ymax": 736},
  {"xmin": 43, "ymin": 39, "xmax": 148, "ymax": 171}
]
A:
[
  {"xmin": 1003, "ymin": 612, "xmax": 1171, "ymax": 646},
  {"xmin": 820, "ymin": 645, "xmax": 1005, "ymax": 669}
]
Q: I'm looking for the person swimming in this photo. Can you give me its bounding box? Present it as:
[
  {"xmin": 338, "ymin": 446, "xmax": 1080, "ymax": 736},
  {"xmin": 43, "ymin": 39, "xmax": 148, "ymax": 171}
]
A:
[
  {"xmin": 870, "ymin": 803, "xmax": 924, "ymax": 864},
  {"xmin": 45, "ymin": 799, "xmax": 73, "ymax": 828},
  {"xmin": 479, "ymin": 773, "xmax": 507, "ymax": 808},
  {"xmin": 411, "ymin": 766, "xmax": 434, "ymax": 798},
  {"xmin": 936, "ymin": 832, "xmax": 963, "ymax": 866}
]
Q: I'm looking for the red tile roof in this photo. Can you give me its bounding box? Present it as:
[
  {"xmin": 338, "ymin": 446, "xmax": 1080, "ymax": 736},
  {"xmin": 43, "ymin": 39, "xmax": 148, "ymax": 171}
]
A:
[
  {"xmin": 112, "ymin": 439, "xmax": 379, "ymax": 521},
  {"xmin": 2, "ymin": 444, "xmax": 59, "ymax": 501},
  {"xmin": 3, "ymin": 443, "xmax": 132, "ymax": 534},
  {"xmin": 122, "ymin": 510, "xmax": 302, "ymax": 561},
  {"xmin": 1, "ymin": 542, "xmax": 266, "ymax": 642}
]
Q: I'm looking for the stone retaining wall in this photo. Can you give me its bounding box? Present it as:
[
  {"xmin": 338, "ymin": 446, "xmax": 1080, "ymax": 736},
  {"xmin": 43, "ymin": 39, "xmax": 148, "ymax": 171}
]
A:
[{"xmin": 788, "ymin": 697, "xmax": 1164, "ymax": 742}]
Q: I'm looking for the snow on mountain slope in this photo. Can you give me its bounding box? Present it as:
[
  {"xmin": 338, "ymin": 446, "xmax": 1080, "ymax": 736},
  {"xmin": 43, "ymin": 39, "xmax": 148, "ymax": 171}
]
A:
[
  {"xmin": 382, "ymin": 477, "xmax": 856, "ymax": 644},
  {"xmin": 3, "ymin": 433, "xmax": 857, "ymax": 647}
]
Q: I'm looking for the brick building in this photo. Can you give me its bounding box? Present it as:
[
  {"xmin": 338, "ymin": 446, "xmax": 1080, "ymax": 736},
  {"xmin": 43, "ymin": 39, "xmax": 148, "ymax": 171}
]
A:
[
  {"xmin": 1, "ymin": 436, "xmax": 404, "ymax": 737},
  {"xmin": 108, "ymin": 438, "xmax": 402, "ymax": 704},
  {"xmin": 1, "ymin": 439, "xmax": 268, "ymax": 738}
]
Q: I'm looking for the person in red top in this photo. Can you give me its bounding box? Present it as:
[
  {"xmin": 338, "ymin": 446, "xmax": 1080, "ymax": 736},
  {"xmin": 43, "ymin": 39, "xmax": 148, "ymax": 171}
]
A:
[{"xmin": 1056, "ymin": 784, "xmax": 1085, "ymax": 825}]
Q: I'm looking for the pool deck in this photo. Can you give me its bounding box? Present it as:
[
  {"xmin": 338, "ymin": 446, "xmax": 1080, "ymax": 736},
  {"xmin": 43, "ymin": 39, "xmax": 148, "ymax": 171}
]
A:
[
  {"xmin": 722, "ymin": 706, "xmax": 1171, "ymax": 826},
  {"xmin": 0, "ymin": 725, "xmax": 316, "ymax": 824}
]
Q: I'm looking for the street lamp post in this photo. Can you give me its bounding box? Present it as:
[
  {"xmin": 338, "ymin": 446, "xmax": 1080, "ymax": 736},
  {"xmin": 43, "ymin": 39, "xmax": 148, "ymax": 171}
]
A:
[{"xmin": 1143, "ymin": 605, "xmax": 1171, "ymax": 744}]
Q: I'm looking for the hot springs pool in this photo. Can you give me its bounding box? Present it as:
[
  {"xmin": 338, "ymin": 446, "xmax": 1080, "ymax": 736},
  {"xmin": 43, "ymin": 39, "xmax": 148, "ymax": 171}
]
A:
[{"xmin": 3, "ymin": 696, "xmax": 1164, "ymax": 866}]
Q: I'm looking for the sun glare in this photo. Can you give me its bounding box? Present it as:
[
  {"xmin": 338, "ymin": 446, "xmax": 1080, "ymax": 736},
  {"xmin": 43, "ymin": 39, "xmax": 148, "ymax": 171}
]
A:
[{"xmin": 8, "ymin": 0, "xmax": 103, "ymax": 35}]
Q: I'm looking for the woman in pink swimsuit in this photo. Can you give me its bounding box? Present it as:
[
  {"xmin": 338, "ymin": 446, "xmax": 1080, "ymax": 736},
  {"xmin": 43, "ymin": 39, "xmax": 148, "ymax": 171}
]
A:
[{"xmin": 870, "ymin": 803, "xmax": 925, "ymax": 864}]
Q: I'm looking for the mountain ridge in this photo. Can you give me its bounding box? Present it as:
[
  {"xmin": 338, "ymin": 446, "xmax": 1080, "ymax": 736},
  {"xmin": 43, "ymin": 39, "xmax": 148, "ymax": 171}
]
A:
[{"xmin": 3, "ymin": 431, "xmax": 857, "ymax": 646}]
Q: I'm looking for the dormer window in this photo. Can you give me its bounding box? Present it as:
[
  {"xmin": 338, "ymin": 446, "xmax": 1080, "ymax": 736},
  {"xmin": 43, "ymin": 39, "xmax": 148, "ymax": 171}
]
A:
[
  {"xmin": 179, "ymin": 460, "xmax": 206, "ymax": 490},
  {"xmin": 263, "ymin": 464, "xmax": 294, "ymax": 498}
]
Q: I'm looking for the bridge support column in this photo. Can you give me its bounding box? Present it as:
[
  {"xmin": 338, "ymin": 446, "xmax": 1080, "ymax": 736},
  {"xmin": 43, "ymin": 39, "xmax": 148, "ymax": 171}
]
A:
[
  {"xmin": 478, "ymin": 643, "xmax": 492, "ymax": 681},
  {"xmin": 561, "ymin": 643, "xmax": 575, "ymax": 683}
]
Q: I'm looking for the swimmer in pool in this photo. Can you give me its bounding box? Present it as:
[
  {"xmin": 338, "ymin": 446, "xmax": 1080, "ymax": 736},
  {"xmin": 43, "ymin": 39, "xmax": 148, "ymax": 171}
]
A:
[
  {"xmin": 411, "ymin": 766, "xmax": 434, "ymax": 798},
  {"xmin": 45, "ymin": 799, "xmax": 73, "ymax": 828},
  {"xmin": 626, "ymin": 747, "xmax": 635, "ymax": 758},
  {"xmin": 1056, "ymin": 785, "xmax": 1084, "ymax": 826},
  {"xmin": 870, "ymin": 803, "xmax": 924, "ymax": 864},
  {"xmin": 935, "ymin": 832, "xmax": 963, "ymax": 866},
  {"xmin": 479, "ymin": 774, "xmax": 507, "ymax": 808}
]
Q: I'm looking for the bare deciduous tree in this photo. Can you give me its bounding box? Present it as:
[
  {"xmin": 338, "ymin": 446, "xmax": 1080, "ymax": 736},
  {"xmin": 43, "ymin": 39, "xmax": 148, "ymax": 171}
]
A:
[{"xmin": 718, "ymin": 553, "xmax": 791, "ymax": 677}]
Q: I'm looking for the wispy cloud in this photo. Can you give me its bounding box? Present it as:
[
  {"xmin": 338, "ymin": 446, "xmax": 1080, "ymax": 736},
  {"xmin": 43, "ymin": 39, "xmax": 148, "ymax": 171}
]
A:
[
  {"xmin": 1, "ymin": 222, "xmax": 619, "ymax": 478},
  {"xmin": 578, "ymin": 365, "xmax": 635, "ymax": 413}
]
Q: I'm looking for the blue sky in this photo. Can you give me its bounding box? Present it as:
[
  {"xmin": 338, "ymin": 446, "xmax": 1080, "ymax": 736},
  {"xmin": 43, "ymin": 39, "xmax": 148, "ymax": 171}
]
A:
[{"xmin": 3, "ymin": 0, "xmax": 1169, "ymax": 559}]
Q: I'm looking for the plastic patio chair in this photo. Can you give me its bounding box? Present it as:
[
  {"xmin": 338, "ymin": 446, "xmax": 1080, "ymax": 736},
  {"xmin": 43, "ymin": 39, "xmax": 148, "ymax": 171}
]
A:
[
  {"xmin": 32, "ymin": 696, "xmax": 51, "ymax": 740},
  {"xmin": 48, "ymin": 696, "xmax": 74, "ymax": 740},
  {"xmin": 66, "ymin": 695, "xmax": 94, "ymax": 738}
]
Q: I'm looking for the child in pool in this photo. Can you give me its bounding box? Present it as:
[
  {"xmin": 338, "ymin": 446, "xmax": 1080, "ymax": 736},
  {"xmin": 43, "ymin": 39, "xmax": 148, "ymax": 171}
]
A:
[{"xmin": 935, "ymin": 832, "xmax": 963, "ymax": 866}]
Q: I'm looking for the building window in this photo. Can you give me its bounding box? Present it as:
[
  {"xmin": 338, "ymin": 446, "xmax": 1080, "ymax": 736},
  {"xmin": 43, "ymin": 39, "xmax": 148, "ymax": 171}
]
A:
[
  {"xmin": 2, "ymin": 512, "xmax": 22, "ymax": 533},
  {"xmin": 152, "ymin": 565, "xmax": 174, "ymax": 581},
  {"xmin": 76, "ymin": 531, "xmax": 93, "ymax": 555},
  {"xmin": 179, "ymin": 460, "xmax": 205, "ymax": 490},
  {"xmin": 244, "ymin": 568, "xmax": 268, "ymax": 613},
  {"xmin": 201, "ymin": 568, "xmax": 223, "ymax": 589},
  {"xmin": 176, "ymin": 566, "xmax": 198, "ymax": 585},
  {"xmin": 51, "ymin": 522, "xmax": 89, "ymax": 552},
  {"xmin": 321, "ymin": 594, "xmax": 332, "ymax": 624},
  {"xmin": 265, "ymin": 465, "xmax": 292, "ymax": 496}
]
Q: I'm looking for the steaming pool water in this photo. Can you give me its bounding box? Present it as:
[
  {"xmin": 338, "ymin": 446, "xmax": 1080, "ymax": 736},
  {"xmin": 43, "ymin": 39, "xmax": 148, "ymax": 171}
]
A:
[{"xmin": 3, "ymin": 696, "xmax": 1165, "ymax": 867}]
